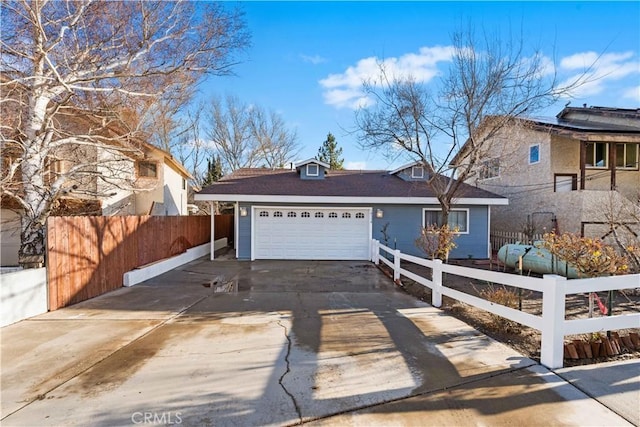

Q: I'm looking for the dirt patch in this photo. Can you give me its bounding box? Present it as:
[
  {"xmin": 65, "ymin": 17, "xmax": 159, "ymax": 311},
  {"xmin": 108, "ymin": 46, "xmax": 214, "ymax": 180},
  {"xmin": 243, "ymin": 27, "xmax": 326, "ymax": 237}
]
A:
[{"xmin": 379, "ymin": 260, "xmax": 640, "ymax": 367}]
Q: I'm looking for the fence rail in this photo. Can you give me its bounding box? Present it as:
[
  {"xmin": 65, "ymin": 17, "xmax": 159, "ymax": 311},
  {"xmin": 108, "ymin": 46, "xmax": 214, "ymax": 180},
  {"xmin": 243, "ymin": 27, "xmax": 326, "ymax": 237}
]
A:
[
  {"xmin": 47, "ymin": 215, "xmax": 212, "ymax": 310},
  {"xmin": 490, "ymin": 230, "xmax": 544, "ymax": 250},
  {"xmin": 371, "ymin": 239, "xmax": 640, "ymax": 369}
]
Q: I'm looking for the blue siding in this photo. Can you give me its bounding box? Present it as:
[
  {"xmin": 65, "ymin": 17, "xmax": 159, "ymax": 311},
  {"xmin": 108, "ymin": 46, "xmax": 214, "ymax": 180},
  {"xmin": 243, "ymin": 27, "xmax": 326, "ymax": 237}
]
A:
[
  {"xmin": 236, "ymin": 202, "xmax": 490, "ymax": 260},
  {"xmin": 299, "ymin": 164, "xmax": 327, "ymax": 180},
  {"xmin": 395, "ymin": 167, "xmax": 429, "ymax": 182},
  {"xmin": 237, "ymin": 202, "xmax": 252, "ymax": 260},
  {"xmin": 372, "ymin": 204, "xmax": 489, "ymax": 258}
]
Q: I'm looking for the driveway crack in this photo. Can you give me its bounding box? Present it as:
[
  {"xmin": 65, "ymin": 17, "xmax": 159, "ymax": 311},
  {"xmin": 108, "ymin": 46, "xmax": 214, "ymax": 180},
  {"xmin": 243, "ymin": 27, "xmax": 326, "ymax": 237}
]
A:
[{"xmin": 276, "ymin": 318, "xmax": 303, "ymax": 423}]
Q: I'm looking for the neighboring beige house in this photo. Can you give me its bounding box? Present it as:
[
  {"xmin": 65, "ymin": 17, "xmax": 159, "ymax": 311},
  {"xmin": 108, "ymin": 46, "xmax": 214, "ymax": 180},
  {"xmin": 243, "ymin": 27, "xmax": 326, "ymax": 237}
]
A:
[
  {"xmin": 457, "ymin": 106, "xmax": 640, "ymax": 243},
  {"xmin": 1, "ymin": 142, "xmax": 192, "ymax": 266}
]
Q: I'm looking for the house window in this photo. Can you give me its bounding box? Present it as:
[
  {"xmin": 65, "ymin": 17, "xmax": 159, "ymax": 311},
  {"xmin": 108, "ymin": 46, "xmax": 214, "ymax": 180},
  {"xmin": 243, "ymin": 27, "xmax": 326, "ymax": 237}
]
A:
[
  {"xmin": 342, "ymin": 212, "xmax": 351, "ymax": 218},
  {"xmin": 306, "ymin": 164, "xmax": 319, "ymax": 176},
  {"xmin": 355, "ymin": 212, "xmax": 365, "ymax": 219},
  {"xmin": 329, "ymin": 212, "xmax": 338, "ymax": 218},
  {"xmin": 479, "ymin": 159, "xmax": 500, "ymax": 180},
  {"xmin": 273, "ymin": 211, "xmax": 283, "ymax": 217},
  {"xmin": 616, "ymin": 143, "xmax": 639, "ymax": 170},
  {"xmin": 529, "ymin": 144, "xmax": 540, "ymax": 165},
  {"xmin": 554, "ymin": 174, "xmax": 577, "ymax": 192},
  {"xmin": 259, "ymin": 211, "xmax": 269, "ymax": 217},
  {"xmin": 423, "ymin": 209, "xmax": 469, "ymax": 233},
  {"xmin": 586, "ymin": 142, "xmax": 608, "ymax": 168},
  {"xmin": 138, "ymin": 161, "xmax": 157, "ymax": 178},
  {"xmin": 301, "ymin": 212, "xmax": 310, "ymax": 218},
  {"xmin": 287, "ymin": 211, "xmax": 297, "ymax": 218},
  {"xmin": 411, "ymin": 165, "xmax": 424, "ymax": 178},
  {"xmin": 182, "ymin": 178, "xmax": 186, "ymax": 190},
  {"xmin": 315, "ymin": 212, "xmax": 324, "ymax": 218}
]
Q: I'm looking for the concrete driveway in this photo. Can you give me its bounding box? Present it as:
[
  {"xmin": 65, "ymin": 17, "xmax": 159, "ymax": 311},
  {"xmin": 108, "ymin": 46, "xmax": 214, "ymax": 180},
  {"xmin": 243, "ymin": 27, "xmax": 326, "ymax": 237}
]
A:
[{"xmin": 1, "ymin": 259, "xmax": 634, "ymax": 426}]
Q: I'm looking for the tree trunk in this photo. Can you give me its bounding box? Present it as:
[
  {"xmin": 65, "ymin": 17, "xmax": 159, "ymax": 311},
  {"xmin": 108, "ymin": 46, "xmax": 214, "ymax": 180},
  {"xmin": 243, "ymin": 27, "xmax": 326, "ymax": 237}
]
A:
[{"xmin": 19, "ymin": 215, "xmax": 46, "ymax": 268}]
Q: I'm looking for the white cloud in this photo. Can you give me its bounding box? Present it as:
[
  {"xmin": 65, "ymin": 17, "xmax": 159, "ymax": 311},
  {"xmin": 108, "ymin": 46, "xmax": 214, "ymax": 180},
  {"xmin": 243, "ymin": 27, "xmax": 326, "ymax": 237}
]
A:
[
  {"xmin": 623, "ymin": 85, "xmax": 640, "ymax": 102},
  {"xmin": 558, "ymin": 51, "xmax": 640, "ymax": 98},
  {"xmin": 319, "ymin": 46, "xmax": 454, "ymax": 109},
  {"xmin": 345, "ymin": 161, "xmax": 367, "ymax": 170},
  {"xmin": 300, "ymin": 54, "xmax": 327, "ymax": 65}
]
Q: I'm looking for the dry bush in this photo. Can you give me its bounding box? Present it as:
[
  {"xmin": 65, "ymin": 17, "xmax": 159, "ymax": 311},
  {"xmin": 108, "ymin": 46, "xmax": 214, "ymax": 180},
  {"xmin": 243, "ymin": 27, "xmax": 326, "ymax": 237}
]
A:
[{"xmin": 475, "ymin": 282, "xmax": 523, "ymax": 334}]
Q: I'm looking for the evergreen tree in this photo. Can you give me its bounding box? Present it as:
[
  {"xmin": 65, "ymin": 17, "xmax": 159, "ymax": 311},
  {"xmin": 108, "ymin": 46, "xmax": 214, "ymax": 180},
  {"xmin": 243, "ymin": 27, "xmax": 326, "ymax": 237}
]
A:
[
  {"xmin": 202, "ymin": 155, "xmax": 224, "ymax": 186},
  {"xmin": 317, "ymin": 132, "xmax": 344, "ymax": 170}
]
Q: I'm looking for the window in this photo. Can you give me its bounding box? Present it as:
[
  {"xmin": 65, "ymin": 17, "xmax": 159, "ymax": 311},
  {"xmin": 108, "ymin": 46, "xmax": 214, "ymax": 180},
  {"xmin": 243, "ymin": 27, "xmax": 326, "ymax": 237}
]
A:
[
  {"xmin": 586, "ymin": 142, "xmax": 608, "ymax": 168},
  {"xmin": 355, "ymin": 212, "xmax": 365, "ymax": 219},
  {"xmin": 315, "ymin": 212, "xmax": 324, "ymax": 218},
  {"xmin": 342, "ymin": 212, "xmax": 351, "ymax": 218},
  {"xmin": 554, "ymin": 174, "xmax": 577, "ymax": 192},
  {"xmin": 616, "ymin": 143, "xmax": 639, "ymax": 170},
  {"xmin": 423, "ymin": 209, "xmax": 468, "ymax": 233},
  {"xmin": 138, "ymin": 161, "xmax": 157, "ymax": 178},
  {"xmin": 259, "ymin": 211, "xmax": 269, "ymax": 217},
  {"xmin": 306, "ymin": 164, "xmax": 319, "ymax": 176},
  {"xmin": 301, "ymin": 212, "xmax": 310, "ymax": 218},
  {"xmin": 479, "ymin": 159, "xmax": 500, "ymax": 180},
  {"xmin": 329, "ymin": 212, "xmax": 338, "ymax": 218},
  {"xmin": 411, "ymin": 165, "xmax": 424, "ymax": 178},
  {"xmin": 287, "ymin": 211, "xmax": 297, "ymax": 218},
  {"xmin": 273, "ymin": 211, "xmax": 283, "ymax": 217},
  {"xmin": 182, "ymin": 178, "xmax": 186, "ymax": 190},
  {"xmin": 529, "ymin": 144, "xmax": 540, "ymax": 165}
]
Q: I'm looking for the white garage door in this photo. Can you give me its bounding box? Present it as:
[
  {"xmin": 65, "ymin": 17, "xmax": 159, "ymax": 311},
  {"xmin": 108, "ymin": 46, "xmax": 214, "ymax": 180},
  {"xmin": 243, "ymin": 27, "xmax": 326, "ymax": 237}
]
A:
[{"xmin": 253, "ymin": 207, "xmax": 371, "ymax": 260}]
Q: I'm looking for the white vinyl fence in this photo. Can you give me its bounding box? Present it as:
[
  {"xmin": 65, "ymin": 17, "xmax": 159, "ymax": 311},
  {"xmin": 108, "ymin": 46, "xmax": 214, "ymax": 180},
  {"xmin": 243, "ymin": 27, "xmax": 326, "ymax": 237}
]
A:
[{"xmin": 371, "ymin": 239, "xmax": 640, "ymax": 369}]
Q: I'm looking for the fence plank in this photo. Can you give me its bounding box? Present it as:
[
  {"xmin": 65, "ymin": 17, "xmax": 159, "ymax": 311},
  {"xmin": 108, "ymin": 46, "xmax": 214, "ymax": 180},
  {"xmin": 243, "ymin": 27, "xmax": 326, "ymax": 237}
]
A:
[{"xmin": 46, "ymin": 215, "xmax": 212, "ymax": 309}]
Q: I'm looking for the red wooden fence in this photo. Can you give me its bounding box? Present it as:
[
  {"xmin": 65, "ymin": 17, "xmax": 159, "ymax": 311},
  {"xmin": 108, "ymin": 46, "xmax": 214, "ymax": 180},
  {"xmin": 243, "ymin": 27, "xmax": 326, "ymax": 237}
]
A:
[
  {"xmin": 214, "ymin": 214, "xmax": 234, "ymax": 244},
  {"xmin": 47, "ymin": 215, "xmax": 211, "ymax": 310}
]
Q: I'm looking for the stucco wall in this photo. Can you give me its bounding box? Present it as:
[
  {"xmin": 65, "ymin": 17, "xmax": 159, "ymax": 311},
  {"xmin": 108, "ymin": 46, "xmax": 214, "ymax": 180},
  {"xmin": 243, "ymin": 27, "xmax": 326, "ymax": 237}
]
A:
[
  {"xmin": 97, "ymin": 149, "xmax": 136, "ymax": 215},
  {"xmin": 474, "ymin": 126, "xmax": 639, "ymax": 235},
  {"xmin": 1, "ymin": 267, "xmax": 48, "ymax": 326},
  {"xmin": 161, "ymin": 163, "xmax": 188, "ymax": 215}
]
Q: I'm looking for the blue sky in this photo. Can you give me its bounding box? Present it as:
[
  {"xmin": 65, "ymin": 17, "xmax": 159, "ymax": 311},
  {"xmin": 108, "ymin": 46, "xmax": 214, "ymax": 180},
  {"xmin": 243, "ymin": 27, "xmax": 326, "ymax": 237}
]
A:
[{"xmin": 200, "ymin": 1, "xmax": 640, "ymax": 170}]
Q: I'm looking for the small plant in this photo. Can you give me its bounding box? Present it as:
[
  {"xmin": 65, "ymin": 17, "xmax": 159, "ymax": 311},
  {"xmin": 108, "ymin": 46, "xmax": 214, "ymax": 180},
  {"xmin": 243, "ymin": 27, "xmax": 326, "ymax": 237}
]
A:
[
  {"xmin": 584, "ymin": 332, "xmax": 604, "ymax": 343},
  {"xmin": 474, "ymin": 282, "xmax": 523, "ymax": 333},
  {"xmin": 415, "ymin": 224, "xmax": 459, "ymax": 261}
]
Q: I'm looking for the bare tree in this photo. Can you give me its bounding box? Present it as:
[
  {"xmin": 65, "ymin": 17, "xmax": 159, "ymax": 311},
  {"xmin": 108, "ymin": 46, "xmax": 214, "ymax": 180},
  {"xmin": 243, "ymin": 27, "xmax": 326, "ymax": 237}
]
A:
[
  {"xmin": 250, "ymin": 107, "xmax": 300, "ymax": 168},
  {"xmin": 207, "ymin": 95, "xmax": 299, "ymax": 172},
  {"xmin": 355, "ymin": 26, "xmax": 589, "ymax": 224},
  {"xmin": 207, "ymin": 95, "xmax": 256, "ymax": 171},
  {"xmin": 0, "ymin": 0, "xmax": 249, "ymax": 267}
]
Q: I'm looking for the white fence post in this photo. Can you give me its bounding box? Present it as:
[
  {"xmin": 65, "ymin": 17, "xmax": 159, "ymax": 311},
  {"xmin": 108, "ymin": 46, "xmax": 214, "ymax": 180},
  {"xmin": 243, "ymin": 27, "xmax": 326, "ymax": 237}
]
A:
[
  {"xmin": 372, "ymin": 240, "xmax": 380, "ymax": 264},
  {"xmin": 432, "ymin": 259, "xmax": 443, "ymax": 308},
  {"xmin": 393, "ymin": 249, "xmax": 401, "ymax": 281},
  {"xmin": 540, "ymin": 274, "xmax": 567, "ymax": 369}
]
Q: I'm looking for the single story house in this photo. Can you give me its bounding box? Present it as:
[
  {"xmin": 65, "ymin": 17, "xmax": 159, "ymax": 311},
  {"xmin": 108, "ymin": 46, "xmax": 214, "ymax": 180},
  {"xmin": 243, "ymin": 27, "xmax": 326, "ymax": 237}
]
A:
[{"xmin": 195, "ymin": 159, "xmax": 508, "ymax": 260}]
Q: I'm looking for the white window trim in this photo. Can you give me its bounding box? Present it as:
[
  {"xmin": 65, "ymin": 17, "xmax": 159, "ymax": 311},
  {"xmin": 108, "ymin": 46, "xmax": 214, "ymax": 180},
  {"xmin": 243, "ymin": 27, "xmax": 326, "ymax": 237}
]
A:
[
  {"xmin": 411, "ymin": 165, "xmax": 424, "ymax": 178},
  {"xmin": 306, "ymin": 164, "xmax": 319, "ymax": 176},
  {"xmin": 528, "ymin": 144, "xmax": 540, "ymax": 165},
  {"xmin": 422, "ymin": 208, "xmax": 470, "ymax": 234},
  {"xmin": 616, "ymin": 143, "xmax": 639, "ymax": 170},
  {"xmin": 586, "ymin": 142, "xmax": 609, "ymax": 169}
]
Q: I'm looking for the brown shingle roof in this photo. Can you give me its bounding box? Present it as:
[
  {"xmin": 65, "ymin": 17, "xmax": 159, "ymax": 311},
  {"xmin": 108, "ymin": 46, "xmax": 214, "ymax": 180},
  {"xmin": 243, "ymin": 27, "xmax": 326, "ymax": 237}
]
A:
[{"xmin": 198, "ymin": 168, "xmax": 504, "ymax": 200}]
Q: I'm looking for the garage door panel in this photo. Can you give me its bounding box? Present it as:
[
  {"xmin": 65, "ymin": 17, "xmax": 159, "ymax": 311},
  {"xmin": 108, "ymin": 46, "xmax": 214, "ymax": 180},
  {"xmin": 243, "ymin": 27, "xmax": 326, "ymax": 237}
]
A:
[{"xmin": 254, "ymin": 208, "xmax": 370, "ymax": 260}]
